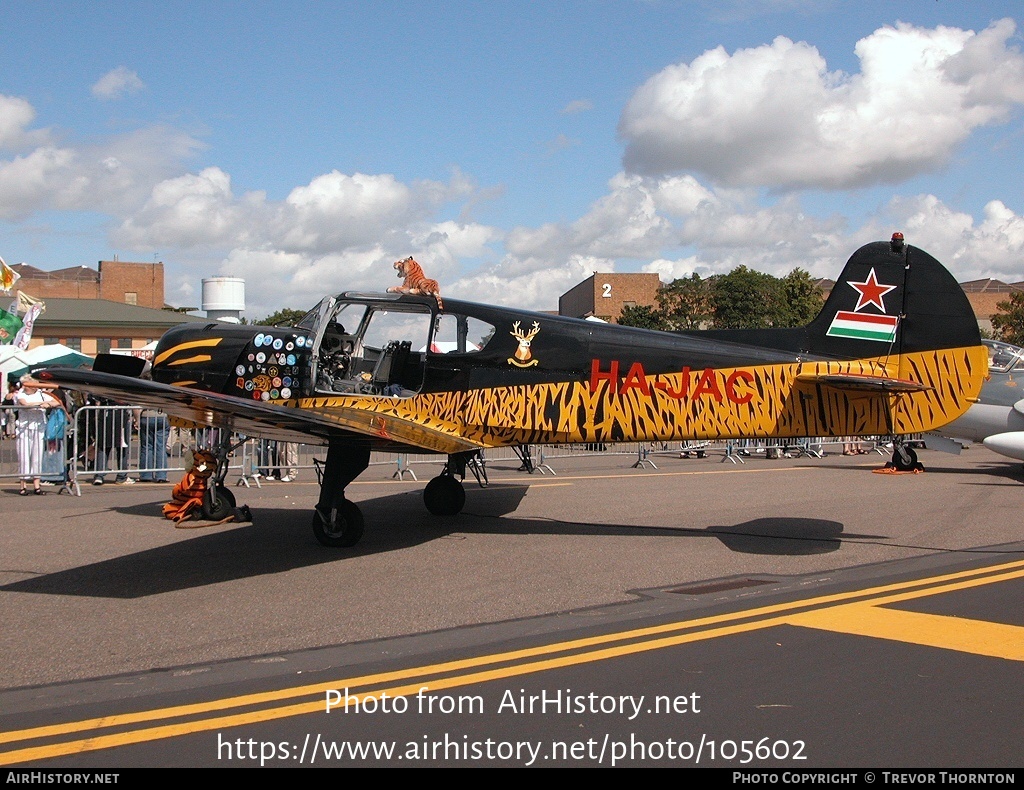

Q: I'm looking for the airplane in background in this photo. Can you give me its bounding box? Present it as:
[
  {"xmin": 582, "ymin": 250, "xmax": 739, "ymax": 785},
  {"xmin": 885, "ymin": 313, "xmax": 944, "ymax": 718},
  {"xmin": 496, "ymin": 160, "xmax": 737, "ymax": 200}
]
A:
[
  {"xmin": 38, "ymin": 235, "xmax": 987, "ymax": 547},
  {"xmin": 929, "ymin": 338, "xmax": 1024, "ymax": 461}
]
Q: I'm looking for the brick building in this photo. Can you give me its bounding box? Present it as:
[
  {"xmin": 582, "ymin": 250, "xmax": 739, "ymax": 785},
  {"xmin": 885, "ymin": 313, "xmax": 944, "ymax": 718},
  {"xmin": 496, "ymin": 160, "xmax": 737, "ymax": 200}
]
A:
[
  {"xmin": 9, "ymin": 260, "xmax": 205, "ymax": 354},
  {"xmin": 958, "ymin": 279, "xmax": 1024, "ymax": 333},
  {"xmin": 11, "ymin": 260, "xmax": 165, "ymax": 309},
  {"xmin": 29, "ymin": 298, "xmax": 208, "ymax": 355},
  {"xmin": 558, "ymin": 273, "xmax": 662, "ymax": 323}
]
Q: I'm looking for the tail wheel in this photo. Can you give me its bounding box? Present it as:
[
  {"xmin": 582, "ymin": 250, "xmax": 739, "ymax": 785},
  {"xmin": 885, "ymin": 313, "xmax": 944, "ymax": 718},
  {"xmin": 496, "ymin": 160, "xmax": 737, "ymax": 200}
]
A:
[
  {"xmin": 312, "ymin": 499, "xmax": 364, "ymax": 547},
  {"xmin": 891, "ymin": 445, "xmax": 919, "ymax": 471},
  {"xmin": 203, "ymin": 485, "xmax": 236, "ymax": 520},
  {"xmin": 424, "ymin": 476, "xmax": 466, "ymax": 516}
]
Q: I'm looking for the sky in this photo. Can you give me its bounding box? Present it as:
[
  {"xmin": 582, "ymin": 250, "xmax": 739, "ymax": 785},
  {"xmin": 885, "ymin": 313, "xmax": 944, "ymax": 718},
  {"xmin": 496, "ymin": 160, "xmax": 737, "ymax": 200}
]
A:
[{"xmin": 1, "ymin": 0, "xmax": 1023, "ymax": 319}]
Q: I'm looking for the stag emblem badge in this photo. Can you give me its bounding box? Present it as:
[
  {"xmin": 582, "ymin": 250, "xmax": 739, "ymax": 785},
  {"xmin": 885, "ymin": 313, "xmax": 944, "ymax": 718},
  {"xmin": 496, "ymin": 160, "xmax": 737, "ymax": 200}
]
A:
[{"xmin": 508, "ymin": 321, "xmax": 541, "ymax": 368}]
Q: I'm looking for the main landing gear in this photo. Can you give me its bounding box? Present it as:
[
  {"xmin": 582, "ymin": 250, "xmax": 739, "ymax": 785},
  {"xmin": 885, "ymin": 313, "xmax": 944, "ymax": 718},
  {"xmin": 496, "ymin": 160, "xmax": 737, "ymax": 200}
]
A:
[
  {"xmin": 310, "ymin": 446, "xmax": 486, "ymax": 547},
  {"xmin": 311, "ymin": 439, "xmax": 370, "ymax": 547},
  {"xmin": 423, "ymin": 450, "xmax": 487, "ymax": 517}
]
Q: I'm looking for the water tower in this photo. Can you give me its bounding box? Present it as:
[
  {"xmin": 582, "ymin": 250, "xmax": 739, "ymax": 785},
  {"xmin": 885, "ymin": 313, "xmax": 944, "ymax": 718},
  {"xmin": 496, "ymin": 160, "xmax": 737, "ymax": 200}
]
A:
[{"xmin": 202, "ymin": 277, "xmax": 245, "ymax": 323}]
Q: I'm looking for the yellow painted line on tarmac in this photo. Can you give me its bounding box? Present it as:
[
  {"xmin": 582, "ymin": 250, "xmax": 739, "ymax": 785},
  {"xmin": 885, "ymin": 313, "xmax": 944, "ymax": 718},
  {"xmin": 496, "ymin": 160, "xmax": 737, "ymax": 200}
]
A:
[
  {"xmin": 4, "ymin": 556, "xmax": 1024, "ymax": 765},
  {"xmin": 787, "ymin": 604, "xmax": 1024, "ymax": 661}
]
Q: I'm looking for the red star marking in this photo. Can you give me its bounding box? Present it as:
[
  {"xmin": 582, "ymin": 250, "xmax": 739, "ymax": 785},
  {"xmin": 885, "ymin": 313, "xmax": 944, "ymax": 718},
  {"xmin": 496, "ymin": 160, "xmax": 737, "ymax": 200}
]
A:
[{"xmin": 848, "ymin": 268, "xmax": 897, "ymax": 313}]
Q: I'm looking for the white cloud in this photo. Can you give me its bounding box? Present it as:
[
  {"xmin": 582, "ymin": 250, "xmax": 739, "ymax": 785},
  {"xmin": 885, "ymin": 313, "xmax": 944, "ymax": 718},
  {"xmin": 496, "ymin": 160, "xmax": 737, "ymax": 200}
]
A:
[
  {"xmin": 0, "ymin": 92, "xmax": 203, "ymax": 220},
  {"xmin": 560, "ymin": 99, "xmax": 593, "ymax": 114},
  {"xmin": 0, "ymin": 125, "xmax": 202, "ymax": 221},
  {"xmin": 870, "ymin": 194, "xmax": 1024, "ymax": 281},
  {"xmin": 619, "ymin": 19, "xmax": 1024, "ymax": 189},
  {"xmin": 642, "ymin": 255, "xmax": 702, "ymax": 282},
  {"xmin": 0, "ymin": 94, "xmax": 49, "ymax": 149},
  {"xmin": 91, "ymin": 67, "xmax": 146, "ymax": 100},
  {"xmin": 114, "ymin": 167, "xmax": 262, "ymax": 249},
  {"xmin": 448, "ymin": 255, "xmax": 610, "ymax": 311},
  {"xmin": 545, "ymin": 134, "xmax": 580, "ymax": 154}
]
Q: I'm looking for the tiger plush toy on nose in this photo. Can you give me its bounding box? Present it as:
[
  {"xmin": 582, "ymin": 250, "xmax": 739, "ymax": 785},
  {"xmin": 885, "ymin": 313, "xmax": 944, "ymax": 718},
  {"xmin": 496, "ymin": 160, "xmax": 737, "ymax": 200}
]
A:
[{"xmin": 388, "ymin": 257, "xmax": 443, "ymax": 309}]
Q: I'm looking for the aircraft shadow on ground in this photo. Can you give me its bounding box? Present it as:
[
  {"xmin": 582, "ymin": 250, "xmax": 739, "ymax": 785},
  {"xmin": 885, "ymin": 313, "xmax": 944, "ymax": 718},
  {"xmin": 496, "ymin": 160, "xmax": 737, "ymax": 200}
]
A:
[
  {"xmin": 461, "ymin": 509, "xmax": 877, "ymax": 556},
  {"xmin": 1, "ymin": 488, "xmax": 878, "ymax": 599}
]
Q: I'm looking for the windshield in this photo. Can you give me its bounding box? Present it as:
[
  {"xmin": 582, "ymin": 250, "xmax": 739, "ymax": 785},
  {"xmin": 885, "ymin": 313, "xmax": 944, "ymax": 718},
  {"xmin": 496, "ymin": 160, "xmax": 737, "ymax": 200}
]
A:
[{"xmin": 310, "ymin": 299, "xmax": 432, "ymax": 397}]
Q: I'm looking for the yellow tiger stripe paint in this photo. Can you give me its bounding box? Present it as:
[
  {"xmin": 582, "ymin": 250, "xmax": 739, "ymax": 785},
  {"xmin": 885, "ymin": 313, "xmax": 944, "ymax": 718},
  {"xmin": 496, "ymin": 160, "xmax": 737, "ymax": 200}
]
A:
[
  {"xmin": 154, "ymin": 338, "xmax": 222, "ymax": 365},
  {"xmin": 271, "ymin": 347, "xmax": 986, "ymax": 452},
  {"xmin": 787, "ymin": 604, "xmax": 1024, "ymax": 661},
  {"xmin": 349, "ymin": 345, "xmax": 987, "ymax": 449},
  {"xmin": 4, "ymin": 556, "xmax": 1023, "ymax": 765},
  {"xmin": 166, "ymin": 354, "xmax": 212, "ymax": 366}
]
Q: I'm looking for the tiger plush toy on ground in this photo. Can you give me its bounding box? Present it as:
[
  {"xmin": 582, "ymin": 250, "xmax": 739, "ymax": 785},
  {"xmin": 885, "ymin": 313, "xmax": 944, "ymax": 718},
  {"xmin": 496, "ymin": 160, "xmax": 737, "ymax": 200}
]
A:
[
  {"xmin": 388, "ymin": 257, "xmax": 443, "ymax": 309},
  {"xmin": 163, "ymin": 449, "xmax": 216, "ymax": 524},
  {"xmin": 163, "ymin": 449, "xmax": 252, "ymax": 527}
]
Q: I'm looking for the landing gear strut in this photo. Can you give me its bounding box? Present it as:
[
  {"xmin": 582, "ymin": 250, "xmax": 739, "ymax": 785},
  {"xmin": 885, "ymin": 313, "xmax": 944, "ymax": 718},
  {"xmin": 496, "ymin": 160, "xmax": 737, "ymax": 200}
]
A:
[
  {"xmin": 423, "ymin": 450, "xmax": 486, "ymax": 516},
  {"xmin": 201, "ymin": 432, "xmax": 242, "ymax": 520},
  {"xmin": 312, "ymin": 439, "xmax": 370, "ymax": 547}
]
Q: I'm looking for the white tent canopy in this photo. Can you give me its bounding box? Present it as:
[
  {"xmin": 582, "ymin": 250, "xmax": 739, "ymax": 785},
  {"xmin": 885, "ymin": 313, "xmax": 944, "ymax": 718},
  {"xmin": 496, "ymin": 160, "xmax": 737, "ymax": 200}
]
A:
[{"xmin": 1, "ymin": 343, "xmax": 92, "ymax": 398}]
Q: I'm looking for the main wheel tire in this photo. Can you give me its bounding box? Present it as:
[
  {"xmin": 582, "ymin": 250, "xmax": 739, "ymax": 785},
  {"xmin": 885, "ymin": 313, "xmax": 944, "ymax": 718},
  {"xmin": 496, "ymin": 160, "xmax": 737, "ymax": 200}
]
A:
[
  {"xmin": 424, "ymin": 476, "xmax": 466, "ymax": 516},
  {"xmin": 891, "ymin": 445, "xmax": 919, "ymax": 471},
  {"xmin": 312, "ymin": 500, "xmax": 364, "ymax": 547},
  {"xmin": 202, "ymin": 485, "xmax": 236, "ymax": 520}
]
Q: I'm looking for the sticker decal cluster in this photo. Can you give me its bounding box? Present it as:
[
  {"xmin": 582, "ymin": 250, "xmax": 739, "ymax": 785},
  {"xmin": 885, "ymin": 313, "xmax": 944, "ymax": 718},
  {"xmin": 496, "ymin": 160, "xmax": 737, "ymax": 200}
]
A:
[{"xmin": 235, "ymin": 332, "xmax": 310, "ymax": 400}]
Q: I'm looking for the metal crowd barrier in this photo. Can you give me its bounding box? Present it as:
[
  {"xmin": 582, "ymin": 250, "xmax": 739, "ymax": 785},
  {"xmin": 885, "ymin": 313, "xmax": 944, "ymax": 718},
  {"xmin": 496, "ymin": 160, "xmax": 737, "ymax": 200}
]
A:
[
  {"xmin": 71, "ymin": 405, "xmax": 243, "ymax": 488},
  {"xmin": 3, "ymin": 400, "xmax": 893, "ymax": 495}
]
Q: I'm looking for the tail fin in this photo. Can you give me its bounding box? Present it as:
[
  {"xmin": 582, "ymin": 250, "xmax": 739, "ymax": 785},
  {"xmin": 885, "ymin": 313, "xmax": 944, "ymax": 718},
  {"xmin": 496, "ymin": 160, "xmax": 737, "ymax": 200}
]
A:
[{"xmin": 806, "ymin": 237, "xmax": 980, "ymax": 358}]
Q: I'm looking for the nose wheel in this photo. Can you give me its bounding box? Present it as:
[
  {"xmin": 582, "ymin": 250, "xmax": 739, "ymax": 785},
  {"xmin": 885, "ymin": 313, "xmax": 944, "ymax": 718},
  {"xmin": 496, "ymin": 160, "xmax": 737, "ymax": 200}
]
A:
[
  {"xmin": 312, "ymin": 500, "xmax": 365, "ymax": 547},
  {"xmin": 202, "ymin": 485, "xmax": 236, "ymax": 520}
]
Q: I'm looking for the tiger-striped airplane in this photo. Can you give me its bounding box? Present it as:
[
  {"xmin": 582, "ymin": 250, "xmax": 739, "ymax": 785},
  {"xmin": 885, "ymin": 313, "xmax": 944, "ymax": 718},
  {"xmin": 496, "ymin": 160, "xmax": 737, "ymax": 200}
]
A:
[{"xmin": 38, "ymin": 236, "xmax": 987, "ymax": 547}]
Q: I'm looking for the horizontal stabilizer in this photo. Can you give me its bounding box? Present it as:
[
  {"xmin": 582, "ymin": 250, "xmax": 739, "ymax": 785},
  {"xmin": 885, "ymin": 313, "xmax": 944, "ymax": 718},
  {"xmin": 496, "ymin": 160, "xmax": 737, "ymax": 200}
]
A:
[{"xmin": 797, "ymin": 372, "xmax": 933, "ymax": 393}]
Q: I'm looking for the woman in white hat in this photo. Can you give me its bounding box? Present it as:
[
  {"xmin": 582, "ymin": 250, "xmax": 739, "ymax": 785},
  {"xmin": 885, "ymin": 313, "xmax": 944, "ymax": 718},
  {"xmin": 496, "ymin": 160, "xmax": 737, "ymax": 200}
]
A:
[{"xmin": 12, "ymin": 375, "xmax": 61, "ymax": 495}]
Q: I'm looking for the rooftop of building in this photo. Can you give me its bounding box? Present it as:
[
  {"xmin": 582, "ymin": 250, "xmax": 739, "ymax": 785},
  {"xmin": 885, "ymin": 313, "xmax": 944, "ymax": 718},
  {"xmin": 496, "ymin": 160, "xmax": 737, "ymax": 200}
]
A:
[{"xmin": 34, "ymin": 298, "xmax": 208, "ymax": 329}]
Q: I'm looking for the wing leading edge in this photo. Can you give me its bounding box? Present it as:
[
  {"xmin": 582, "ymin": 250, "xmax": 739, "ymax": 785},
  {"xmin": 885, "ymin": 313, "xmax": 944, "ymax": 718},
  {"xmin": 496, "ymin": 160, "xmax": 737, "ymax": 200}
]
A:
[{"xmin": 35, "ymin": 368, "xmax": 482, "ymax": 454}]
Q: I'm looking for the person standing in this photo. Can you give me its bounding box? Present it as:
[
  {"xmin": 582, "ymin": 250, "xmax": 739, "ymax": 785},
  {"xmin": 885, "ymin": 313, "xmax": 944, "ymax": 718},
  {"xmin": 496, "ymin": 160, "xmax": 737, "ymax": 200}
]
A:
[
  {"xmin": 138, "ymin": 409, "xmax": 169, "ymax": 483},
  {"xmin": 12, "ymin": 376, "xmax": 61, "ymax": 495}
]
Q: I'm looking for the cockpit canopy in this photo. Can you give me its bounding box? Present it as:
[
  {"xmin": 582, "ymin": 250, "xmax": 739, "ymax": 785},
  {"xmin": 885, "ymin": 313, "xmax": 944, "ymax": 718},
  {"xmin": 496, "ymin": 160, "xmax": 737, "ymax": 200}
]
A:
[{"xmin": 304, "ymin": 293, "xmax": 495, "ymax": 397}]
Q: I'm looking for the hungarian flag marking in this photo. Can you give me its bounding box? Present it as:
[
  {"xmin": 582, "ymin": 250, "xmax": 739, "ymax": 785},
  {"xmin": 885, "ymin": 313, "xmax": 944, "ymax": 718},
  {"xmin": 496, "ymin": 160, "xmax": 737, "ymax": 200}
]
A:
[{"xmin": 827, "ymin": 310, "xmax": 898, "ymax": 342}]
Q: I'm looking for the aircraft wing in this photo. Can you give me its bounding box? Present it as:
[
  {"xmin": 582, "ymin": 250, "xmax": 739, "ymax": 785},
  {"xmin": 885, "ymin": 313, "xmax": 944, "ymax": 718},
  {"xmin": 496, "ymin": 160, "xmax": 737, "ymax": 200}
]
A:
[
  {"xmin": 796, "ymin": 372, "xmax": 933, "ymax": 393},
  {"xmin": 35, "ymin": 368, "xmax": 483, "ymax": 455}
]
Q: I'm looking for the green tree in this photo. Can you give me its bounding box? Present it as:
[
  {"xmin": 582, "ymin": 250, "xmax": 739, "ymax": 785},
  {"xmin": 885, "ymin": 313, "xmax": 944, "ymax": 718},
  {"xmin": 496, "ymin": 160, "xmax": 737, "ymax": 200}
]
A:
[
  {"xmin": 991, "ymin": 292, "xmax": 1024, "ymax": 345},
  {"xmin": 780, "ymin": 268, "xmax": 825, "ymax": 327},
  {"xmin": 710, "ymin": 266, "xmax": 786, "ymax": 329},
  {"xmin": 257, "ymin": 308, "xmax": 309, "ymax": 328},
  {"xmin": 657, "ymin": 273, "xmax": 714, "ymax": 330},
  {"xmin": 617, "ymin": 304, "xmax": 669, "ymax": 330}
]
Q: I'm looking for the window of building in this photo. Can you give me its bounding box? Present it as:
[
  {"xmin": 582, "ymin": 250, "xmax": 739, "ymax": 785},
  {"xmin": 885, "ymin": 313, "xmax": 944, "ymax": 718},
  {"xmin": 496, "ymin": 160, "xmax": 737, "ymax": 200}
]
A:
[
  {"xmin": 97, "ymin": 338, "xmax": 111, "ymax": 354},
  {"xmin": 125, "ymin": 292, "xmax": 138, "ymax": 305},
  {"xmin": 66, "ymin": 338, "xmax": 82, "ymax": 351},
  {"xmin": 117, "ymin": 338, "xmax": 133, "ymax": 349}
]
